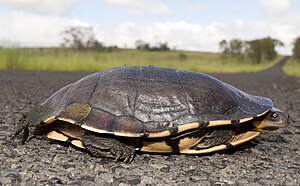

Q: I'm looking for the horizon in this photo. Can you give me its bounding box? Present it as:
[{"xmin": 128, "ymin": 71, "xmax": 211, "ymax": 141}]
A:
[{"xmin": 0, "ymin": 0, "xmax": 299, "ymax": 55}]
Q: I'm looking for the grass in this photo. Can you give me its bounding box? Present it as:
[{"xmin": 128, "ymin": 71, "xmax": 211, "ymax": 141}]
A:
[
  {"xmin": 0, "ymin": 48, "xmax": 282, "ymax": 73},
  {"xmin": 283, "ymin": 57, "xmax": 300, "ymax": 76}
]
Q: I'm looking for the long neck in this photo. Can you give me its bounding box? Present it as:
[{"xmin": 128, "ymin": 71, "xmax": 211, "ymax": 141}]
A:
[{"xmin": 251, "ymin": 120, "xmax": 279, "ymax": 131}]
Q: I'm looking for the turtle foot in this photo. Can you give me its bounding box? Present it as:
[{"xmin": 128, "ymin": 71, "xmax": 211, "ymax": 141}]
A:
[
  {"xmin": 193, "ymin": 130, "xmax": 235, "ymax": 149},
  {"xmin": 82, "ymin": 133, "xmax": 135, "ymax": 163}
]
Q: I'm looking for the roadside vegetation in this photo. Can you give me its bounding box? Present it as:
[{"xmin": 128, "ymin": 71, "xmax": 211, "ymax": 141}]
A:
[
  {"xmin": 283, "ymin": 58, "xmax": 300, "ymax": 76},
  {"xmin": 0, "ymin": 48, "xmax": 281, "ymax": 73},
  {"xmin": 0, "ymin": 26, "xmax": 292, "ymax": 74},
  {"xmin": 283, "ymin": 37, "xmax": 300, "ymax": 76}
]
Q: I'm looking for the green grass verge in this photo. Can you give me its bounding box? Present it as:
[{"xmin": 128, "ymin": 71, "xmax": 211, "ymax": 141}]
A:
[
  {"xmin": 0, "ymin": 48, "xmax": 281, "ymax": 73},
  {"xmin": 283, "ymin": 57, "xmax": 300, "ymax": 76}
]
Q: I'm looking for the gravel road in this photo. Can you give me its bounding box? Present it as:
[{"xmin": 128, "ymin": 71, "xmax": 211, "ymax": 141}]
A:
[{"xmin": 0, "ymin": 57, "xmax": 299, "ymax": 185}]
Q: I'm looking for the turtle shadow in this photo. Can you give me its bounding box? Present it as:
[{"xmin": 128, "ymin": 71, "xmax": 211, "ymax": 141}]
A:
[{"xmin": 48, "ymin": 140, "xmax": 90, "ymax": 154}]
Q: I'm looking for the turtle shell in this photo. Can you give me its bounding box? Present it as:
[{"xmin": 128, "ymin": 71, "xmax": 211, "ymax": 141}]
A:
[{"xmin": 39, "ymin": 66, "xmax": 273, "ymax": 138}]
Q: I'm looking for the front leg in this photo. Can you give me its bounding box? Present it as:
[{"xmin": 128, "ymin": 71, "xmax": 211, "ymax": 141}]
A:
[{"xmin": 82, "ymin": 132, "xmax": 135, "ymax": 163}]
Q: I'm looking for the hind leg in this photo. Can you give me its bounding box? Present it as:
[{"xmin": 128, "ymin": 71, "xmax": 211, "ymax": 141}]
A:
[{"xmin": 82, "ymin": 133, "xmax": 135, "ymax": 163}]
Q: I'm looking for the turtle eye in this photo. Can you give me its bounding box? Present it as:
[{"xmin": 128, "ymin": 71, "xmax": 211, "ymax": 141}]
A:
[{"xmin": 272, "ymin": 112, "xmax": 279, "ymax": 118}]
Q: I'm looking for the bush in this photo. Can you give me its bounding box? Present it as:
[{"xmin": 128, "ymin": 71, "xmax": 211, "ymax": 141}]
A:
[
  {"xmin": 178, "ymin": 53, "xmax": 187, "ymax": 61},
  {"xmin": 292, "ymin": 37, "xmax": 300, "ymax": 63},
  {"xmin": 5, "ymin": 48, "xmax": 22, "ymax": 69}
]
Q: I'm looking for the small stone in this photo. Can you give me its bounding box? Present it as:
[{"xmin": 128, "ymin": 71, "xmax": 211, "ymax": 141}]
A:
[
  {"xmin": 98, "ymin": 173, "xmax": 114, "ymax": 183},
  {"xmin": 48, "ymin": 177, "xmax": 62, "ymax": 185}
]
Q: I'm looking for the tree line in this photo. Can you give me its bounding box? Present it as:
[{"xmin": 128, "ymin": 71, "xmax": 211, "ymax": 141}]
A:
[
  {"xmin": 61, "ymin": 26, "xmax": 300, "ymax": 63},
  {"xmin": 61, "ymin": 26, "xmax": 118, "ymax": 52},
  {"xmin": 61, "ymin": 26, "xmax": 170, "ymax": 52},
  {"xmin": 135, "ymin": 40, "xmax": 170, "ymax": 51},
  {"xmin": 219, "ymin": 37, "xmax": 284, "ymax": 64}
]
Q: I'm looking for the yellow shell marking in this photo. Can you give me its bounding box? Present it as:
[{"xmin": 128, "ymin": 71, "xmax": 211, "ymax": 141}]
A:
[
  {"xmin": 71, "ymin": 140, "xmax": 85, "ymax": 149},
  {"xmin": 179, "ymin": 130, "xmax": 260, "ymax": 154},
  {"xmin": 44, "ymin": 116, "xmax": 56, "ymax": 124},
  {"xmin": 47, "ymin": 131, "xmax": 68, "ymax": 142},
  {"xmin": 140, "ymin": 141, "xmax": 172, "ymax": 153}
]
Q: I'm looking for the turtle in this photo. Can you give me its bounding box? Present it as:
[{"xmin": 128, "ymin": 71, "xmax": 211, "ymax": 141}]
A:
[{"xmin": 15, "ymin": 66, "xmax": 289, "ymax": 162}]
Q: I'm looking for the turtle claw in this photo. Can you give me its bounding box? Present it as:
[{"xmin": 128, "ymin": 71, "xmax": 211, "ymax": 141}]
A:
[
  {"xmin": 110, "ymin": 141, "xmax": 135, "ymax": 163},
  {"xmin": 114, "ymin": 150, "xmax": 122, "ymax": 161},
  {"xmin": 126, "ymin": 149, "xmax": 136, "ymax": 163},
  {"xmin": 121, "ymin": 145, "xmax": 135, "ymax": 163},
  {"xmin": 82, "ymin": 133, "xmax": 135, "ymax": 162}
]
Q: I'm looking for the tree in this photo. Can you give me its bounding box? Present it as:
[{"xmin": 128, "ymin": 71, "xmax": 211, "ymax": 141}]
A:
[
  {"xmin": 219, "ymin": 40, "xmax": 228, "ymax": 51},
  {"xmin": 61, "ymin": 26, "xmax": 104, "ymax": 51},
  {"xmin": 229, "ymin": 39, "xmax": 245, "ymax": 60},
  {"xmin": 157, "ymin": 42, "xmax": 170, "ymax": 51},
  {"xmin": 272, "ymin": 39, "xmax": 284, "ymax": 47},
  {"xmin": 247, "ymin": 37, "xmax": 280, "ymax": 64},
  {"xmin": 246, "ymin": 39, "xmax": 263, "ymax": 64},
  {"xmin": 86, "ymin": 39, "xmax": 105, "ymax": 50},
  {"xmin": 135, "ymin": 40, "xmax": 150, "ymax": 50},
  {"xmin": 219, "ymin": 40, "xmax": 229, "ymax": 59},
  {"xmin": 219, "ymin": 39, "xmax": 245, "ymax": 60},
  {"xmin": 292, "ymin": 37, "xmax": 300, "ymax": 63},
  {"xmin": 135, "ymin": 40, "xmax": 170, "ymax": 51},
  {"xmin": 219, "ymin": 37, "xmax": 283, "ymax": 64}
]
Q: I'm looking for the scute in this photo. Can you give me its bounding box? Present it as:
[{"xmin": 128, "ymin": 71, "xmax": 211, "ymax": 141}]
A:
[
  {"xmin": 44, "ymin": 72, "xmax": 101, "ymax": 116},
  {"xmin": 41, "ymin": 66, "xmax": 273, "ymax": 137}
]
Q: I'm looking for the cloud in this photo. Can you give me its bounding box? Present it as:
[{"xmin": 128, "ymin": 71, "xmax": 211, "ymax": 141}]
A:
[
  {"xmin": 95, "ymin": 22, "xmax": 218, "ymax": 51},
  {"xmin": 94, "ymin": 18, "xmax": 299, "ymax": 55},
  {"xmin": 0, "ymin": 12, "xmax": 89, "ymax": 47},
  {"xmin": 187, "ymin": 0, "xmax": 206, "ymax": 12},
  {"xmin": 103, "ymin": 0, "xmax": 172, "ymax": 16},
  {"xmin": 0, "ymin": 10, "xmax": 299, "ymax": 54},
  {"xmin": 258, "ymin": 0, "xmax": 291, "ymax": 17},
  {"xmin": 0, "ymin": 0, "xmax": 79, "ymax": 15}
]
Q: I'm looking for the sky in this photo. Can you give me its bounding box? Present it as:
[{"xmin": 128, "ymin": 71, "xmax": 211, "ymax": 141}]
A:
[{"xmin": 0, "ymin": 0, "xmax": 299, "ymax": 55}]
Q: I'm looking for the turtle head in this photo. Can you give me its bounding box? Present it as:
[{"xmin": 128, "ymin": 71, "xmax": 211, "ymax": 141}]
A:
[
  {"xmin": 14, "ymin": 104, "xmax": 52, "ymax": 143},
  {"xmin": 252, "ymin": 107, "xmax": 289, "ymax": 131}
]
